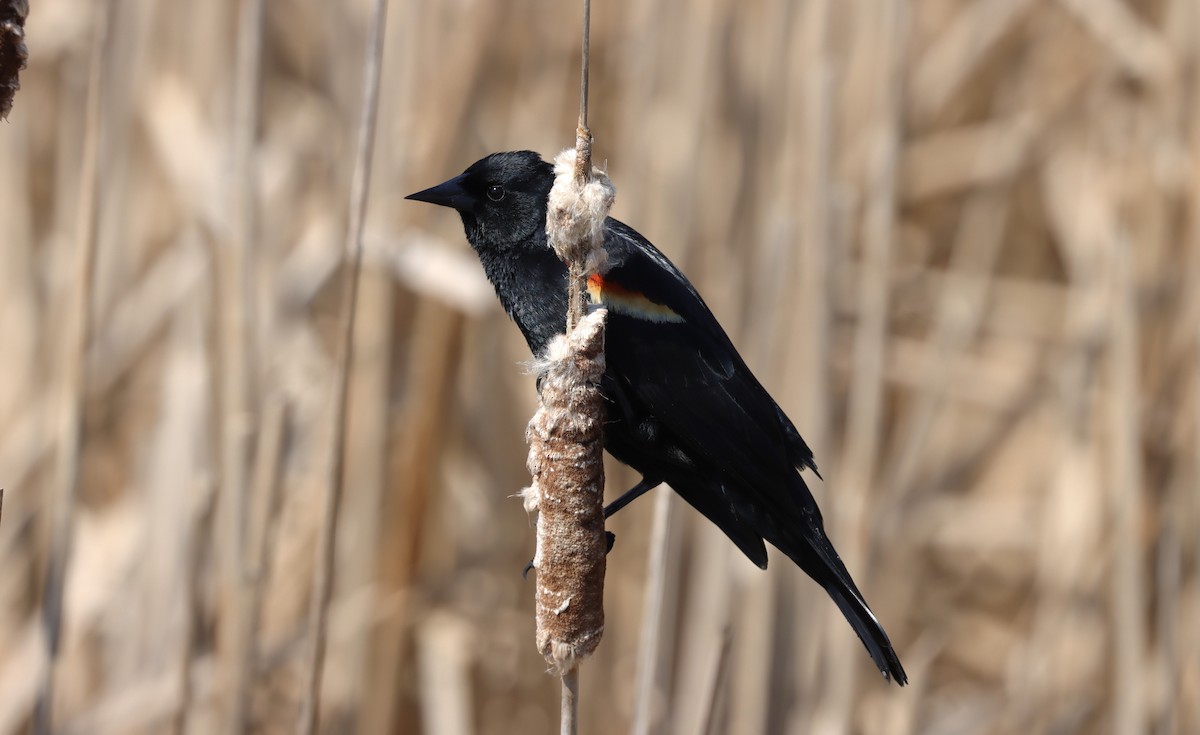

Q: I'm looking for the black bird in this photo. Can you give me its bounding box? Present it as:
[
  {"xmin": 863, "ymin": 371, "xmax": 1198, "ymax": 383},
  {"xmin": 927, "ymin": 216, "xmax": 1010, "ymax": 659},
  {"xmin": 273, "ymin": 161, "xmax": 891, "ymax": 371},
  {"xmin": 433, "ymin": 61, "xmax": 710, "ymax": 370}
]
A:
[{"xmin": 407, "ymin": 151, "xmax": 906, "ymax": 684}]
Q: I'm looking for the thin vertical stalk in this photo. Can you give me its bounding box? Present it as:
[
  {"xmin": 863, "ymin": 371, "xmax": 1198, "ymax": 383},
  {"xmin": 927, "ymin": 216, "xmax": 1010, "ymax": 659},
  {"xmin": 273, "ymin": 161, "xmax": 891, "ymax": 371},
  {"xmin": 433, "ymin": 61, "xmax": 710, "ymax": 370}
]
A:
[
  {"xmin": 1108, "ymin": 230, "xmax": 1145, "ymax": 735},
  {"xmin": 175, "ymin": 481, "xmax": 216, "ymax": 735},
  {"xmin": 1183, "ymin": 4, "xmax": 1200, "ymax": 730},
  {"xmin": 630, "ymin": 487, "xmax": 676, "ymax": 735},
  {"xmin": 233, "ymin": 396, "xmax": 287, "ymax": 733},
  {"xmin": 34, "ymin": 2, "xmax": 111, "ymax": 732},
  {"xmin": 826, "ymin": 0, "xmax": 905, "ymax": 726},
  {"xmin": 561, "ymin": 666, "xmax": 580, "ymax": 735},
  {"xmin": 535, "ymin": 4, "xmax": 610, "ymax": 734},
  {"xmin": 699, "ymin": 626, "xmax": 734, "ymax": 735},
  {"xmin": 364, "ymin": 304, "xmax": 463, "ymax": 735},
  {"xmin": 295, "ymin": 0, "xmax": 390, "ymax": 732},
  {"xmin": 566, "ymin": 0, "xmax": 593, "ymax": 334},
  {"xmin": 578, "ymin": 0, "xmax": 590, "ymax": 135},
  {"xmin": 220, "ymin": 0, "xmax": 263, "ymax": 731}
]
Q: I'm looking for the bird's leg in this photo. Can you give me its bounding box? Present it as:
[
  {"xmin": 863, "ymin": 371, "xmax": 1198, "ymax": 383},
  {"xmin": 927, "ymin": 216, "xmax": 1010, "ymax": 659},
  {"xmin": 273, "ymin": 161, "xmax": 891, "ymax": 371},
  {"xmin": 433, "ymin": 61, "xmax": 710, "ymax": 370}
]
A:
[
  {"xmin": 523, "ymin": 477, "xmax": 661, "ymax": 578},
  {"xmin": 604, "ymin": 476, "xmax": 661, "ymax": 518}
]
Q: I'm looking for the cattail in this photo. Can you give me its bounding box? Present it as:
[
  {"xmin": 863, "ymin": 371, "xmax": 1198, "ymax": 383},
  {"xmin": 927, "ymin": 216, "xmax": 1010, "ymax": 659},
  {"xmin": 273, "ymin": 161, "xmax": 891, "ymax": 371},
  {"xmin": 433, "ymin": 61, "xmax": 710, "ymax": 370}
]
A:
[
  {"xmin": 527, "ymin": 145, "xmax": 615, "ymax": 677},
  {"xmin": 526, "ymin": 0, "xmax": 613, "ymax": 725},
  {"xmin": 0, "ymin": 0, "xmax": 27, "ymax": 120},
  {"xmin": 525, "ymin": 307, "xmax": 609, "ymax": 673}
]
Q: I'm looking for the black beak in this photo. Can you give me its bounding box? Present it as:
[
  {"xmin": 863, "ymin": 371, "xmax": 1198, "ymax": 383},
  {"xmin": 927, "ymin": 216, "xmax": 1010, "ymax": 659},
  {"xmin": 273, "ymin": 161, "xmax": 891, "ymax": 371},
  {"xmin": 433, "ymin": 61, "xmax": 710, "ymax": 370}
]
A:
[{"xmin": 405, "ymin": 173, "xmax": 475, "ymax": 212}]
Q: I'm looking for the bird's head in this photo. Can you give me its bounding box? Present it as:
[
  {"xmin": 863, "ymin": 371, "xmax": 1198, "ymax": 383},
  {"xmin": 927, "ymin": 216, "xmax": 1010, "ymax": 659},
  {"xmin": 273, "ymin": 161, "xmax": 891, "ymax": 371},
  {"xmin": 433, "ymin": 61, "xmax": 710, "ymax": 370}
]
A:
[{"xmin": 406, "ymin": 150, "xmax": 555, "ymax": 251}]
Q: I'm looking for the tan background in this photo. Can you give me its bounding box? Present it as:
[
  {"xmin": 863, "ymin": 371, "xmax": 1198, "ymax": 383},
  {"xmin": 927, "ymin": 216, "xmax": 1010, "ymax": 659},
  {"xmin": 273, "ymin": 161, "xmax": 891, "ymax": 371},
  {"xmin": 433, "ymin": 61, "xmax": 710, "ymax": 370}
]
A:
[{"xmin": 0, "ymin": 0, "xmax": 1196, "ymax": 733}]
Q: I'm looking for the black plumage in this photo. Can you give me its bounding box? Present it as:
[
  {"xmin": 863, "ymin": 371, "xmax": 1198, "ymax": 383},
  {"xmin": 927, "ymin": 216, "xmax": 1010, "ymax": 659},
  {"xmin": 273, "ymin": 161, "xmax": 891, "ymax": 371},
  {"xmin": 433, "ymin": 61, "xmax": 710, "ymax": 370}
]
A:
[{"xmin": 407, "ymin": 150, "xmax": 906, "ymax": 685}]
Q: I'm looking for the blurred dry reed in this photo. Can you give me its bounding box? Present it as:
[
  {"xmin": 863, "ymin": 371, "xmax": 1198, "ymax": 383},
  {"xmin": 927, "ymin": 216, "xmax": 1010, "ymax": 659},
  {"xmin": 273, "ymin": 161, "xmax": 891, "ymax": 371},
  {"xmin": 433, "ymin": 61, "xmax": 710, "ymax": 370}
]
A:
[
  {"xmin": 295, "ymin": 0, "xmax": 389, "ymax": 733},
  {"xmin": 1, "ymin": 1, "xmax": 1198, "ymax": 734},
  {"xmin": 33, "ymin": 1, "xmax": 109, "ymax": 731}
]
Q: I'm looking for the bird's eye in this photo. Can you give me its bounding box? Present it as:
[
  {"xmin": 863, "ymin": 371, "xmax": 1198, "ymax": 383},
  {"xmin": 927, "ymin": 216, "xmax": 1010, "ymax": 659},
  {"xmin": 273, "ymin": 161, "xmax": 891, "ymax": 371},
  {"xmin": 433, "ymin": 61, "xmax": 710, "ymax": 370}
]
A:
[{"xmin": 486, "ymin": 185, "xmax": 505, "ymax": 202}]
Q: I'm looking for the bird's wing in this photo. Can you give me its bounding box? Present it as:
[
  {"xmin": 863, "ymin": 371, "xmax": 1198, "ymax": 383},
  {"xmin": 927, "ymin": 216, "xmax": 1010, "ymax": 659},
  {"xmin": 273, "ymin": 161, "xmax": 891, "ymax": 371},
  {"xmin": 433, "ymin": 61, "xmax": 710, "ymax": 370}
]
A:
[{"xmin": 596, "ymin": 220, "xmax": 814, "ymax": 505}]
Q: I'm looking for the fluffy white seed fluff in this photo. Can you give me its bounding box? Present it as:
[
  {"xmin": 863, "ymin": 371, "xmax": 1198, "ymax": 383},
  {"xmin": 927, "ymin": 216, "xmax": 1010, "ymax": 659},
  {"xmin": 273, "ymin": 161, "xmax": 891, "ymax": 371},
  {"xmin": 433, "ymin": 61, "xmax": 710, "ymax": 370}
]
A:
[{"xmin": 545, "ymin": 148, "xmax": 616, "ymax": 276}]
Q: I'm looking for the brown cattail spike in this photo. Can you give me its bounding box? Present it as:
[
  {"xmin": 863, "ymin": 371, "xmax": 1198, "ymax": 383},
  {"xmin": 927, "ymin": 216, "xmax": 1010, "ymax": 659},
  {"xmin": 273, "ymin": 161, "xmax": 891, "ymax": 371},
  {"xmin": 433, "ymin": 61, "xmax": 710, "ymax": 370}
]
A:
[
  {"xmin": 0, "ymin": 0, "xmax": 28, "ymax": 120},
  {"xmin": 526, "ymin": 308, "xmax": 609, "ymax": 673}
]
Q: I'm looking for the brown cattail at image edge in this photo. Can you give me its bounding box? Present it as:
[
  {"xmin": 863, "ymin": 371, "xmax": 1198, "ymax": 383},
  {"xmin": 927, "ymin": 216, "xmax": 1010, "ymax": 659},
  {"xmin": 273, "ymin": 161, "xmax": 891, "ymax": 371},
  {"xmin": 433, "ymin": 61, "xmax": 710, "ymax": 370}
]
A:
[{"xmin": 0, "ymin": 0, "xmax": 27, "ymax": 120}]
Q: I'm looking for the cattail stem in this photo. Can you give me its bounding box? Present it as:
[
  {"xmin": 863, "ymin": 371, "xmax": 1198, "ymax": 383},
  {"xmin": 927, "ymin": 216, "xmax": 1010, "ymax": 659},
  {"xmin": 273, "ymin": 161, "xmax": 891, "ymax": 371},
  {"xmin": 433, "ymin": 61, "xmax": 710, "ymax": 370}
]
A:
[
  {"xmin": 529, "ymin": 2, "xmax": 615, "ymax": 732},
  {"xmin": 566, "ymin": 129, "xmax": 594, "ymax": 333},
  {"xmin": 537, "ymin": 145, "xmax": 615, "ymax": 656},
  {"xmin": 566, "ymin": 0, "xmax": 594, "ymax": 333},
  {"xmin": 561, "ymin": 665, "xmax": 580, "ymax": 735},
  {"xmin": 577, "ymin": 0, "xmax": 590, "ymax": 135},
  {"xmin": 567, "ymin": 261, "xmax": 585, "ymax": 334}
]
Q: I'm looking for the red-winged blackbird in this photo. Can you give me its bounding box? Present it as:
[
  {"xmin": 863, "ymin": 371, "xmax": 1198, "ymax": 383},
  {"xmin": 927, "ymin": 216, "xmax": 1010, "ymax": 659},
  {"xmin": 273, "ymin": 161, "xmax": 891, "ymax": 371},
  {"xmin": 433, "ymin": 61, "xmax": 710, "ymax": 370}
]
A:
[{"xmin": 407, "ymin": 150, "xmax": 907, "ymax": 684}]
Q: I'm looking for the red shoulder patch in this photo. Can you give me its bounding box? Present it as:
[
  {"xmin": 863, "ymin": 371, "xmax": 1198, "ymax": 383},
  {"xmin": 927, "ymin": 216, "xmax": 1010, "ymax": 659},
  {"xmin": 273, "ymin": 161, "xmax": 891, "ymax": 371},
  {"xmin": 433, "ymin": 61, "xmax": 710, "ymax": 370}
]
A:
[{"xmin": 587, "ymin": 273, "xmax": 683, "ymax": 323}]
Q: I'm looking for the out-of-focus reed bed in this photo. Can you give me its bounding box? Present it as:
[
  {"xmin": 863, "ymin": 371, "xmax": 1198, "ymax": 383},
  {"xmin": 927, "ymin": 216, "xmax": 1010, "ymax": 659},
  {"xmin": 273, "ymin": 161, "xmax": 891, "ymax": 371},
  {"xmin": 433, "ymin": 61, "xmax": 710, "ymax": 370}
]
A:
[{"xmin": 1, "ymin": 0, "xmax": 1197, "ymax": 733}]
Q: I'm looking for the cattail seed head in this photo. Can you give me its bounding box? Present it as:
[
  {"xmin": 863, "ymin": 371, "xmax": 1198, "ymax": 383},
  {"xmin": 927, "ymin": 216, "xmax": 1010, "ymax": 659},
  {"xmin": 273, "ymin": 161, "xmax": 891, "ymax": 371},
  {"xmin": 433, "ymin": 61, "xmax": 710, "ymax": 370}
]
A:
[{"xmin": 525, "ymin": 309, "xmax": 608, "ymax": 673}]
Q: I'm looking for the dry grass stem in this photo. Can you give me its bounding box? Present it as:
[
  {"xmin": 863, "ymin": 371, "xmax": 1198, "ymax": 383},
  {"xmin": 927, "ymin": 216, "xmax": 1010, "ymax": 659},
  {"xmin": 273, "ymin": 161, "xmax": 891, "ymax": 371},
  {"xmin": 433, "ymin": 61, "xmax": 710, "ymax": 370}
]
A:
[
  {"xmin": 175, "ymin": 482, "xmax": 216, "ymax": 735},
  {"xmin": 415, "ymin": 615, "xmax": 473, "ymax": 735},
  {"xmin": 219, "ymin": 0, "xmax": 264, "ymax": 731},
  {"xmin": 824, "ymin": 0, "xmax": 906, "ymax": 727},
  {"xmin": 231, "ymin": 396, "xmax": 287, "ymax": 733},
  {"xmin": 630, "ymin": 487, "xmax": 676, "ymax": 735},
  {"xmin": 362, "ymin": 302, "xmax": 462, "ymax": 735},
  {"xmin": 34, "ymin": 3, "xmax": 111, "ymax": 731},
  {"xmin": 1108, "ymin": 233, "xmax": 1145, "ymax": 734},
  {"xmin": 698, "ymin": 626, "xmax": 734, "ymax": 735},
  {"xmin": 295, "ymin": 0, "xmax": 391, "ymax": 732}
]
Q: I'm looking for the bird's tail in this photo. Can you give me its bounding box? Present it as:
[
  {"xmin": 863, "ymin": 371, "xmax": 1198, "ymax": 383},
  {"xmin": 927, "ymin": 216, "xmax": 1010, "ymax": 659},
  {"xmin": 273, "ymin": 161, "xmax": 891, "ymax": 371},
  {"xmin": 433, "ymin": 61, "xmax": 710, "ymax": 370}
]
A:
[
  {"xmin": 823, "ymin": 576, "xmax": 907, "ymax": 685},
  {"xmin": 778, "ymin": 525, "xmax": 908, "ymax": 685}
]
